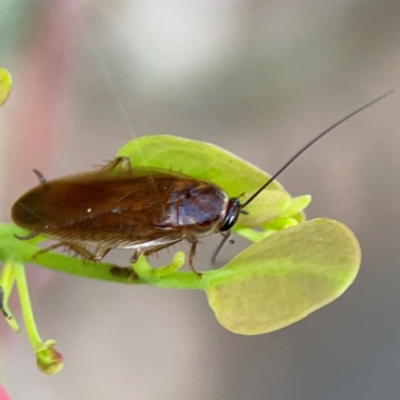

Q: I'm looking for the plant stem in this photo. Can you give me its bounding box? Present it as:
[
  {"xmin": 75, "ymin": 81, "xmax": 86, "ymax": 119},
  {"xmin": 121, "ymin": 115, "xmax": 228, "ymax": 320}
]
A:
[
  {"xmin": 13, "ymin": 260, "xmax": 43, "ymax": 349},
  {"xmin": 0, "ymin": 260, "xmax": 20, "ymax": 332},
  {"xmin": 0, "ymin": 224, "xmax": 204, "ymax": 289}
]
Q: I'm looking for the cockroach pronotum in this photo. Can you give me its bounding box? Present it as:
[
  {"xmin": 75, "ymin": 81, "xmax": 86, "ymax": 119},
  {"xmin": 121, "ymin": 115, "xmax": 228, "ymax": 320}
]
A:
[{"xmin": 11, "ymin": 91, "xmax": 394, "ymax": 275}]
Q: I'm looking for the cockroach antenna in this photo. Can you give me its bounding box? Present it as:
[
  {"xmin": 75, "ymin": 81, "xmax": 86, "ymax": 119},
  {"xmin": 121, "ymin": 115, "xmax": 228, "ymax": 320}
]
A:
[
  {"xmin": 242, "ymin": 90, "xmax": 395, "ymax": 208},
  {"xmin": 212, "ymin": 89, "xmax": 395, "ymax": 265}
]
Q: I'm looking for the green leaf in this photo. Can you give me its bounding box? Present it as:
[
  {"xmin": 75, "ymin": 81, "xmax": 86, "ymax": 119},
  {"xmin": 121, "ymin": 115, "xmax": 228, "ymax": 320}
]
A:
[
  {"xmin": 118, "ymin": 135, "xmax": 285, "ymax": 193},
  {"xmin": 0, "ymin": 224, "xmax": 42, "ymax": 262},
  {"xmin": 2, "ymin": 131, "xmax": 362, "ymax": 369},
  {"xmin": 204, "ymin": 218, "xmax": 360, "ymax": 335},
  {"xmin": 238, "ymin": 190, "xmax": 291, "ymax": 228},
  {"xmin": 0, "ymin": 67, "xmax": 12, "ymax": 106},
  {"xmin": 118, "ymin": 135, "xmax": 291, "ymax": 225},
  {"xmin": 279, "ymin": 195, "xmax": 312, "ymax": 218}
]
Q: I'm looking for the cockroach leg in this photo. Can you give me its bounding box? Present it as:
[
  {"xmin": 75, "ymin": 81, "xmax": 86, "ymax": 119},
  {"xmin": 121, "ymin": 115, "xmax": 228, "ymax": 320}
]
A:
[
  {"xmin": 129, "ymin": 250, "xmax": 141, "ymax": 264},
  {"xmin": 143, "ymin": 238, "xmax": 185, "ymax": 261},
  {"xmin": 33, "ymin": 242, "xmax": 98, "ymax": 261},
  {"xmin": 32, "ymin": 242, "xmax": 65, "ymax": 258},
  {"xmin": 144, "ymin": 244, "xmax": 169, "ymax": 258},
  {"xmin": 32, "ymin": 169, "xmax": 47, "ymax": 184},
  {"xmin": 67, "ymin": 244, "xmax": 91, "ymax": 259},
  {"xmin": 90, "ymin": 246, "xmax": 111, "ymax": 262},
  {"xmin": 188, "ymin": 240, "xmax": 201, "ymax": 276},
  {"xmin": 14, "ymin": 231, "xmax": 40, "ymax": 241}
]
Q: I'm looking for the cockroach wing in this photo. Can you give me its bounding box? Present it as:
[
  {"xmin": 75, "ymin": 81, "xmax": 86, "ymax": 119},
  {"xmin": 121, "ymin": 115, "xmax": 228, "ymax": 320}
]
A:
[{"xmin": 11, "ymin": 167, "xmax": 230, "ymax": 251}]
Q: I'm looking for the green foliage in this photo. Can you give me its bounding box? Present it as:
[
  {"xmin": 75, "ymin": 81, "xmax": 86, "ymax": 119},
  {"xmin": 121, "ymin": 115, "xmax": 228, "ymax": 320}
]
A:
[
  {"xmin": 0, "ymin": 134, "xmax": 361, "ymax": 374},
  {"xmin": 118, "ymin": 135, "xmax": 307, "ymax": 230},
  {"xmin": 205, "ymin": 219, "xmax": 360, "ymax": 334}
]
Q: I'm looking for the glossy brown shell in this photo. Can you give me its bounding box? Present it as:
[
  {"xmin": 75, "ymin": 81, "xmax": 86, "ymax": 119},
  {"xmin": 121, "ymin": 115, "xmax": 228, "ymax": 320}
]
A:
[{"xmin": 11, "ymin": 165, "xmax": 230, "ymax": 251}]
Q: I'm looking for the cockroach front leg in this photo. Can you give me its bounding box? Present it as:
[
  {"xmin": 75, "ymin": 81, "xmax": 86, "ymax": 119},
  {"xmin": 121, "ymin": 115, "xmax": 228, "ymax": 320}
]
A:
[
  {"xmin": 32, "ymin": 242, "xmax": 66, "ymax": 258},
  {"xmin": 188, "ymin": 240, "xmax": 201, "ymax": 277}
]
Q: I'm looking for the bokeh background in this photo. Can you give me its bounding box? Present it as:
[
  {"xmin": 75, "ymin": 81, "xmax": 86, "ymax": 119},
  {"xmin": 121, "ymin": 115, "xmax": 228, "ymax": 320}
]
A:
[{"xmin": 1, "ymin": 0, "xmax": 400, "ymax": 399}]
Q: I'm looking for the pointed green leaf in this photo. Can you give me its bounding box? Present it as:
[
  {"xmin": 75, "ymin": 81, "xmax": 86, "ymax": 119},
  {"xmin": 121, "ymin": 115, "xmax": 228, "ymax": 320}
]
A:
[
  {"xmin": 279, "ymin": 195, "xmax": 312, "ymax": 218},
  {"xmin": 238, "ymin": 190, "xmax": 291, "ymax": 228},
  {"xmin": 204, "ymin": 218, "xmax": 360, "ymax": 335}
]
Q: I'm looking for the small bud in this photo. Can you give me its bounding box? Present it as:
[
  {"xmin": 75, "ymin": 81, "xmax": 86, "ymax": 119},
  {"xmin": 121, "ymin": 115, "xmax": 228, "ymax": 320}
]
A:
[{"xmin": 35, "ymin": 340, "xmax": 63, "ymax": 375}]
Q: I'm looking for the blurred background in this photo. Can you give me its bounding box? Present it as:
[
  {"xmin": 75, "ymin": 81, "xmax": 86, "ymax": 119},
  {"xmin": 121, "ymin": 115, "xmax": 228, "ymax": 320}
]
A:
[{"xmin": 0, "ymin": 0, "xmax": 400, "ymax": 399}]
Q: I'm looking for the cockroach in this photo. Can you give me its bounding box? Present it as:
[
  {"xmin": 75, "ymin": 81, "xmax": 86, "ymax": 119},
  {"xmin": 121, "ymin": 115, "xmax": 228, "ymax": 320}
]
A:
[{"xmin": 11, "ymin": 91, "xmax": 393, "ymax": 275}]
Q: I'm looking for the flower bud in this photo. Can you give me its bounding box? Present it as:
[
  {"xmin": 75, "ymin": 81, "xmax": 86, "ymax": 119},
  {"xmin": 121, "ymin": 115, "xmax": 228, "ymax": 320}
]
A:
[{"xmin": 35, "ymin": 341, "xmax": 63, "ymax": 375}]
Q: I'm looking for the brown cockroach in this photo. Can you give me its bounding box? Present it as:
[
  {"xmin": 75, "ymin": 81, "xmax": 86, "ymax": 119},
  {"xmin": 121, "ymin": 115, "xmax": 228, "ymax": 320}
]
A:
[{"xmin": 11, "ymin": 92, "xmax": 393, "ymax": 274}]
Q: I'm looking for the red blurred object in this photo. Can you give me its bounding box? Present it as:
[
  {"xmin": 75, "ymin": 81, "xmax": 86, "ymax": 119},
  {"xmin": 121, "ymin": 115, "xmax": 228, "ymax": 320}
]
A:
[{"xmin": 0, "ymin": 385, "xmax": 11, "ymax": 400}]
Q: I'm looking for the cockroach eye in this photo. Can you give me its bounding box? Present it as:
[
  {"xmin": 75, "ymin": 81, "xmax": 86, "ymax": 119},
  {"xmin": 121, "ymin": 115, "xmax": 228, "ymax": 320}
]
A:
[{"xmin": 220, "ymin": 198, "xmax": 241, "ymax": 232}]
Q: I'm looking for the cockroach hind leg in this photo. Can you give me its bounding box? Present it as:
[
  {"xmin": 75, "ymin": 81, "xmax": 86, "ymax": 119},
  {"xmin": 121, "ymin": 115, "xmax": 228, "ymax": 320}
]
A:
[
  {"xmin": 32, "ymin": 242, "xmax": 65, "ymax": 259},
  {"xmin": 33, "ymin": 242, "xmax": 100, "ymax": 261},
  {"xmin": 32, "ymin": 168, "xmax": 47, "ymax": 184},
  {"xmin": 61, "ymin": 243, "xmax": 93, "ymax": 260}
]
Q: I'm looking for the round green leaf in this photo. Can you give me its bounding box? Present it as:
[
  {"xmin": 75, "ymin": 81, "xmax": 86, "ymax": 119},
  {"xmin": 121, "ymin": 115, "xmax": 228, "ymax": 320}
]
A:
[
  {"xmin": 117, "ymin": 135, "xmax": 286, "ymax": 195},
  {"xmin": 118, "ymin": 135, "xmax": 291, "ymax": 227},
  {"xmin": 204, "ymin": 218, "xmax": 361, "ymax": 335},
  {"xmin": 0, "ymin": 67, "xmax": 12, "ymax": 106}
]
